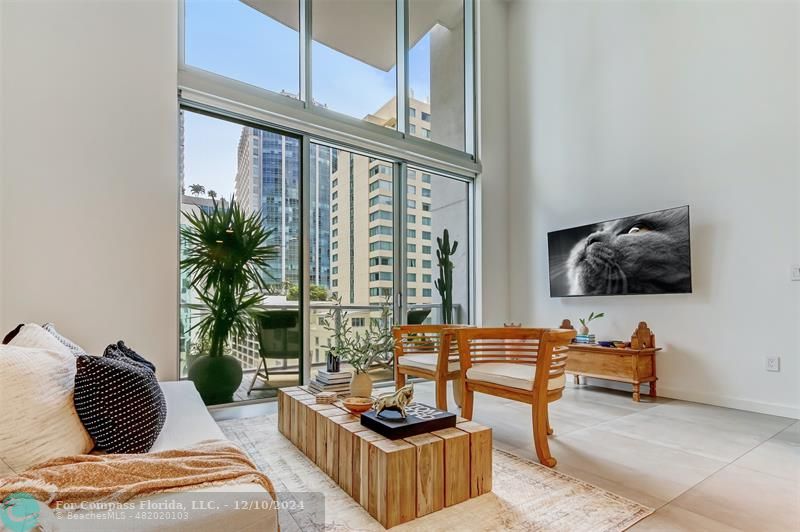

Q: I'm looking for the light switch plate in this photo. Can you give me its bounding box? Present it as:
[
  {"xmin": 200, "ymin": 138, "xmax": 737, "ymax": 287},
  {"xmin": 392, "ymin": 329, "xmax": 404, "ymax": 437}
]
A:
[{"xmin": 792, "ymin": 265, "xmax": 800, "ymax": 281}]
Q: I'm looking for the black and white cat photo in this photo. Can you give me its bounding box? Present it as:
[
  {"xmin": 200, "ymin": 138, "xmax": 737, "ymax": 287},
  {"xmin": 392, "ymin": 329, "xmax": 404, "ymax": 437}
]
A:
[{"xmin": 548, "ymin": 206, "xmax": 692, "ymax": 296}]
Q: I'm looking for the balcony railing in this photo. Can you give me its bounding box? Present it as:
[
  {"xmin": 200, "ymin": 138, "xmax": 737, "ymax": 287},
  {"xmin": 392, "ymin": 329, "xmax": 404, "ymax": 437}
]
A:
[{"xmin": 179, "ymin": 302, "xmax": 464, "ymax": 376}]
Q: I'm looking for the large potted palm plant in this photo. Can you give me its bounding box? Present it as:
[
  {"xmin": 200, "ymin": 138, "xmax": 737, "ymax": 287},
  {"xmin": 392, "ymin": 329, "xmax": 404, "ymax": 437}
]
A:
[{"xmin": 181, "ymin": 199, "xmax": 277, "ymax": 405}]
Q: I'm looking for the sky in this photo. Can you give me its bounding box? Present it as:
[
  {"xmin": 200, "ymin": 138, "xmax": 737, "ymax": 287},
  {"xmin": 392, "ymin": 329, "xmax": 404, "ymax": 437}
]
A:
[{"xmin": 183, "ymin": 0, "xmax": 433, "ymax": 198}]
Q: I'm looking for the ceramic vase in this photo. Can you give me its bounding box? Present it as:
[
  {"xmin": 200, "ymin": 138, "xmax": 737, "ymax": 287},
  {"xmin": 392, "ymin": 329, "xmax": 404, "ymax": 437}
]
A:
[
  {"xmin": 326, "ymin": 352, "xmax": 340, "ymax": 372},
  {"xmin": 350, "ymin": 372, "xmax": 373, "ymax": 398}
]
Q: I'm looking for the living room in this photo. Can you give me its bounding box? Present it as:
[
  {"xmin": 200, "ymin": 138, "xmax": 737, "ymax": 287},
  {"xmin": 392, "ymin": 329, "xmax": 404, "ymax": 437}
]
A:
[{"xmin": 0, "ymin": 0, "xmax": 797, "ymax": 531}]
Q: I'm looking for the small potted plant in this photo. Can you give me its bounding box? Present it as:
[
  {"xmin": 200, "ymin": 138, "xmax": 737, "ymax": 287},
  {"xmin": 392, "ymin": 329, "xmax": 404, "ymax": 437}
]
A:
[
  {"xmin": 320, "ymin": 295, "xmax": 351, "ymax": 375},
  {"xmin": 321, "ymin": 297, "xmax": 393, "ymax": 397},
  {"xmin": 578, "ymin": 311, "xmax": 605, "ymax": 335}
]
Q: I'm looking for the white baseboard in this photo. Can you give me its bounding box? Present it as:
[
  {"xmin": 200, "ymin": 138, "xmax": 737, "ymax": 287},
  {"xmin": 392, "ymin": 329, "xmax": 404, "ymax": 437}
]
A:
[
  {"xmin": 577, "ymin": 377, "xmax": 799, "ymax": 419},
  {"xmin": 656, "ymin": 386, "xmax": 800, "ymax": 420}
]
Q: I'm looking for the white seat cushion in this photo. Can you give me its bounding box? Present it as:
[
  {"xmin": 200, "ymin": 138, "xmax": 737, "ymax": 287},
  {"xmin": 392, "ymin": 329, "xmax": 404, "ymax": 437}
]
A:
[
  {"xmin": 397, "ymin": 354, "xmax": 460, "ymax": 372},
  {"xmin": 466, "ymin": 362, "xmax": 565, "ymax": 391},
  {"xmin": 150, "ymin": 381, "xmax": 225, "ymax": 452}
]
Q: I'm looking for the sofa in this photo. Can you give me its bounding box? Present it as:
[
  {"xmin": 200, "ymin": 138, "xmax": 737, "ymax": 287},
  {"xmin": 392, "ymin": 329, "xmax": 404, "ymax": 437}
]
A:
[
  {"xmin": 1, "ymin": 381, "xmax": 278, "ymax": 532},
  {"xmin": 135, "ymin": 381, "xmax": 279, "ymax": 531}
]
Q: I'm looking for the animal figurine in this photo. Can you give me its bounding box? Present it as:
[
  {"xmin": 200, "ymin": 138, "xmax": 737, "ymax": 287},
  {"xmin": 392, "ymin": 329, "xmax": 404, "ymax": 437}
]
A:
[{"xmin": 374, "ymin": 385, "xmax": 414, "ymax": 419}]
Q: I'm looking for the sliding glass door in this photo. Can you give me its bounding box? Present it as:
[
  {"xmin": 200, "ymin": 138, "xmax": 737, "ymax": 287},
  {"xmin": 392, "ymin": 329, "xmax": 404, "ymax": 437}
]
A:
[
  {"xmin": 404, "ymin": 169, "xmax": 470, "ymax": 324},
  {"xmin": 179, "ymin": 106, "xmax": 472, "ymax": 404},
  {"xmin": 308, "ymin": 145, "xmax": 397, "ymax": 385},
  {"xmin": 179, "ymin": 109, "xmax": 303, "ymax": 402}
]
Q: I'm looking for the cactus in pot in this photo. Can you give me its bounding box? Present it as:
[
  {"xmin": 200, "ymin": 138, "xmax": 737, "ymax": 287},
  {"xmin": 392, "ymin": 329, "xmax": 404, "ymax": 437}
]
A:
[{"xmin": 434, "ymin": 229, "xmax": 458, "ymax": 324}]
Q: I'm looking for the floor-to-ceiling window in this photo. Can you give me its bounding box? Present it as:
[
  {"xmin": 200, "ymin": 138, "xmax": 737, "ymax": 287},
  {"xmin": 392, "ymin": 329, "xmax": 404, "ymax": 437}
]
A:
[
  {"xmin": 308, "ymin": 147, "xmax": 397, "ymax": 385},
  {"xmin": 179, "ymin": 0, "xmax": 478, "ymax": 404},
  {"xmin": 180, "ymin": 110, "xmax": 303, "ymax": 402},
  {"xmin": 405, "ymin": 169, "xmax": 471, "ymax": 324}
]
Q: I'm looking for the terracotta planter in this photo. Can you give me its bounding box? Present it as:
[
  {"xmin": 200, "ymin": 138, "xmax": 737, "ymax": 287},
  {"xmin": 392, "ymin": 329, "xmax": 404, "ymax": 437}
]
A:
[{"xmin": 350, "ymin": 372, "xmax": 373, "ymax": 398}]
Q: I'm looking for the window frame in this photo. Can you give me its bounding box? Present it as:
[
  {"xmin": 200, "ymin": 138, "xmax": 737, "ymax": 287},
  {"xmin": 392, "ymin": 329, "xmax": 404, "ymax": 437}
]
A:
[
  {"xmin": 178, "ymin": 0, "xmax": 479, "ymax": 175},
  {"xmin": 176, "ymin": 0, "xmax": 479, "ymax": 392}
]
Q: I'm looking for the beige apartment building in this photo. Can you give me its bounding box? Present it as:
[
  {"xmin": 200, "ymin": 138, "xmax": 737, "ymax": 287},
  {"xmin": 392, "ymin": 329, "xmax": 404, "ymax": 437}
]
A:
[{"xmin": 227, "ymin": 98, "xmax": 437, "ymax": 372}]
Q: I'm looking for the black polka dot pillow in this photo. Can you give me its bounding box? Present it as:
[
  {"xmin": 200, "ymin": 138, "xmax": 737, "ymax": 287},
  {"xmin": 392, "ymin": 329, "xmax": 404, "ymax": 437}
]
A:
[
  {"xmin": 73, "ymin": 354, "xmax": 166, "ymax": 453},
  {"xmin": 103, "ymin": 341, "xmax": 157, "ymax": 373}
]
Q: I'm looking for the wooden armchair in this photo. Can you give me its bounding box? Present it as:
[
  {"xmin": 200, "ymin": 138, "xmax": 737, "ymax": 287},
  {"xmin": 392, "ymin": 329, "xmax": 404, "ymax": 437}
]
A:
[
  {"xmin": 393, "ymin": 324, "xmax": 469, "ymax": 411},
  {"xmin": 455, "ymin": 327, "xmax": 575, "ymax": 467}
]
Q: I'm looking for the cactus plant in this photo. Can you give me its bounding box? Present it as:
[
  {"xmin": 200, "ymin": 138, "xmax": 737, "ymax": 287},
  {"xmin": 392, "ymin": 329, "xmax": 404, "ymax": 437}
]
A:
[{"xmin": 434, "ymin": 229, "xmax": 458, "ymax": 324}]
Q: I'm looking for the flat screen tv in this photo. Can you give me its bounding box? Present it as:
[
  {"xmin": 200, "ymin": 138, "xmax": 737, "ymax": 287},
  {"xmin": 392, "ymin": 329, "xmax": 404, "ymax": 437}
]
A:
[{"xmin": 548, "ymin": 205, "xmax": 692, "ymax": 297}]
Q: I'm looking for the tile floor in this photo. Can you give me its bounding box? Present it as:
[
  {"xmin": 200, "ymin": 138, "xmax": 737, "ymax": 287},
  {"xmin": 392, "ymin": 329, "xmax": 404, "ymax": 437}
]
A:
[{"xmin": 212, "ymin": 380, "xmax": 800, "ymax": 531}]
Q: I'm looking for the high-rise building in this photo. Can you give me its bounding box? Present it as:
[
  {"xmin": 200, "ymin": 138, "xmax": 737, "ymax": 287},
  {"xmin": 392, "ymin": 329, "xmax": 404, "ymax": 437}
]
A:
[
  {"xmin": 236, "ymin": 128, "xmax": 303, "ymax": 287},
  {"xmin": 229, "ymin": 97, "xmax": 436, "ymax": 370},
  {"xmin": 331, "ymin": 97, "xmax": 435, "ymax": 308},
  {"xmin": 236, "ymin": 127, "xmax": 332, "ymax": 290}
]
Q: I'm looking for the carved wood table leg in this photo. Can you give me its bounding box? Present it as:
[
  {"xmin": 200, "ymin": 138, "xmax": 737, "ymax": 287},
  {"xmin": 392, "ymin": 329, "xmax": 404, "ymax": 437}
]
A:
[
  {"xmin": 632, "ymin": 383, "xmax": 640, "ymax": 402},
  {"xmin": 649, "ymin": 380, "xmax": 657, "ymax": 398},
  {"xmin": 573, "ymin": 374, "xmax": 580, "ymax": 385}
]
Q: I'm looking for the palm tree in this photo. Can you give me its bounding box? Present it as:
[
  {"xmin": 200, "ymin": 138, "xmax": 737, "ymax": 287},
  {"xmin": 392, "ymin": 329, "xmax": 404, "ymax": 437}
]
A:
[
  {"xmin": 207, "ymin": 189, "xmax": 218, "ymax": 200},
  {"xmin": 181, "ymin": 199, "xmax": 278, "ymax": 359},
  {"xmin": 189, "ymin": 184, "xmax": 205, "ymax": 196}
]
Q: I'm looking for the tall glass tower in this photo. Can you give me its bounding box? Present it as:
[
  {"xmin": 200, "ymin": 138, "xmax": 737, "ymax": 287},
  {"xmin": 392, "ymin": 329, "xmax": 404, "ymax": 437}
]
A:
[{"xmin": 235, "ymin": 127, "xmax": 330, "ymax": 289}]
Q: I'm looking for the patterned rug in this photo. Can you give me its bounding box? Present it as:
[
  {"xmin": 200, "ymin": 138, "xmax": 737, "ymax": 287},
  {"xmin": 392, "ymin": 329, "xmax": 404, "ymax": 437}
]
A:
[{"xmin": 218, "ymin": 414, "xmax": 653, "ymax": 531}]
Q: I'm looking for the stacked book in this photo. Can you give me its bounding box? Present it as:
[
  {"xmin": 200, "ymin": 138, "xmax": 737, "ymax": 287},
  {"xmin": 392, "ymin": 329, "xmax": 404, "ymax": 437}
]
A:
[
  {"xmin": 308, "ymin": 369, "xmax": 351, "ymax": 396},
  {"xmin": 574, "ymin": 334, "xmax": 597, "ymax": 345}
]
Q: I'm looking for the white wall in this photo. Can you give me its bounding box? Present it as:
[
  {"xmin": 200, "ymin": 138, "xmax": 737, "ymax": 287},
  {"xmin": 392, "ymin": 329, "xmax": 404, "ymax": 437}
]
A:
[
  {"xmin": 0, "ymin": 0, "xmax": 5, "ymax": 330},
  {"xmin": 508, "ymin": 0, "xmax": 799, "ymax": 417},
  {"xmin": 477, "ymin": 0, "xmax": 511, "ymax": 325},
  {"xmin": 0, "ymin": 0, "xmax": 179, "ymax": 379}
]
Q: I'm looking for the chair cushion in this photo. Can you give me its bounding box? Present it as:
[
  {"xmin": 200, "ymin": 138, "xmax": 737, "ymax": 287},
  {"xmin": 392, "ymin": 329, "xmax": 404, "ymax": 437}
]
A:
[
  {"xmin": 466, "ymin": 362, "xmax": 565, "ymax": 391},
  {"xmin": 397, "ymin": 354, "xmax": 460, "ymax": 372}
]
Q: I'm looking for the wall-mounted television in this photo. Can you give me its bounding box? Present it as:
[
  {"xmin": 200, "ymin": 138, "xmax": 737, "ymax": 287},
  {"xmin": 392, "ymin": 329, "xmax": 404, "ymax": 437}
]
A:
[{"xmin": 548, "ymin": 205, "xmax": 692, "ymax": 297}]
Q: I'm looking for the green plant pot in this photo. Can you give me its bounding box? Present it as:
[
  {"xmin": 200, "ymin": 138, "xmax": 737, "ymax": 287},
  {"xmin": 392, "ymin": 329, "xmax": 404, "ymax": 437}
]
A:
[{"xmin": 188, "ymin": 354, "xmax": 243, "ymax": 405}]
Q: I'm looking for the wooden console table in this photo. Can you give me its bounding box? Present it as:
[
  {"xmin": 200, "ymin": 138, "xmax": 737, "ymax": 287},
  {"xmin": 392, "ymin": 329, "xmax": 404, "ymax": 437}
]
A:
[
  {"xmin": 562, "ymin": 321, "xmax": 661, "ymax": 402},
  {"xmin": 278, "ymin": 386, "xmax": 492, "ymax": 528}
]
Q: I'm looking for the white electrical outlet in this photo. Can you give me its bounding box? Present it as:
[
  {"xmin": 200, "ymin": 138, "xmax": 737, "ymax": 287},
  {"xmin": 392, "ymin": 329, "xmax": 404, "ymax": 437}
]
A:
[
  {"xmin": 792, "ymin": 265, "xmax": 800, "ymax": 281},
  {"xmin": 766, "ymin": 356, "xmax": 781, "ymax": 372}
]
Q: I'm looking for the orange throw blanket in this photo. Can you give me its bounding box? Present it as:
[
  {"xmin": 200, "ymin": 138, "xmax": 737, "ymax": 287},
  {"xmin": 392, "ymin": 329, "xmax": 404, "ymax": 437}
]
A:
[{"xmin": 0, "ymin": 440, "xmax": 275, "ymax": 507}]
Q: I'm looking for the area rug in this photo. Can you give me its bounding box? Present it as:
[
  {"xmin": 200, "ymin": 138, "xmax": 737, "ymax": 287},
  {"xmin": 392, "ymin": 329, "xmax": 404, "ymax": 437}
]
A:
[{"xmin": 218, "ymin": 414, "xmax": 653, "ymax": 531}]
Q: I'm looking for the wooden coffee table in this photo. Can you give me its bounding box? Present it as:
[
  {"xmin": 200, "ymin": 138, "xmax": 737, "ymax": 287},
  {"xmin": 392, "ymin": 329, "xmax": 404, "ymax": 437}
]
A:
[{"xmin": 278, "ymin": 386, "xmax": 492, "ymax": 528}]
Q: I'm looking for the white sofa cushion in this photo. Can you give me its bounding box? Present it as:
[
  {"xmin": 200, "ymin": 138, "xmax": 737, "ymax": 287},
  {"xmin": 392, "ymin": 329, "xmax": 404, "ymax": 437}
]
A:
[
  {"xmin": 397, "ymin": 353, "xmax": 460, "ymax": 372},
  {"xmin": 466, "ymin": 362, "xmax": 566, "ymax": 391},
  {"xmin": 150, "ymin": 381, "xmax": 226, "ymax": 452},
  {"xmin": 0, "ymin": 325, "xmax": 94, "ymax": 472}
]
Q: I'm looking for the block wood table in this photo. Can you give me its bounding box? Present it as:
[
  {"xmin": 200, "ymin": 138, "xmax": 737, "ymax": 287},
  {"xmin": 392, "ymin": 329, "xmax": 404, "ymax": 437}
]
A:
[{"xmin": 278, "ymin": 386, "xmax": 493, "ymax": 528}]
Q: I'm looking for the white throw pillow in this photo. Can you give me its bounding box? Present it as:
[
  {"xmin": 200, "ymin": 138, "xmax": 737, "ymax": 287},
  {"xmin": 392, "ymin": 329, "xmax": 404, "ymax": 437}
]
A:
[
  {"xmin": 9, "ymin": 323, "xmax": 71, "ymax": 352},
  {"xmin": 0, "ymin": 325, "xmax": 94, "ymax": 472}
]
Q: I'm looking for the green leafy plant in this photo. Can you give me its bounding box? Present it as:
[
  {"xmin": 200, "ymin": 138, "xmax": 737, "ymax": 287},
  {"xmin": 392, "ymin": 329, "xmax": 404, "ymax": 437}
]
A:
[
  {"xmin": 579, "ymin": 312, "xmax": 605, "ymax": 329},
  {"xmin": 286, "ymin": 283, "xmax": 328, "ymax": 302},
  {"xmin": 181, "ymin": 198, "xmax": 278, "ymax": 357},
  {"xmin": 320, "ymin": 296, "xmax": 393, "ymax": 374},
  {"xmin": 434, "ymin": 229, "xmax": 458, "ymax": 324}
]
